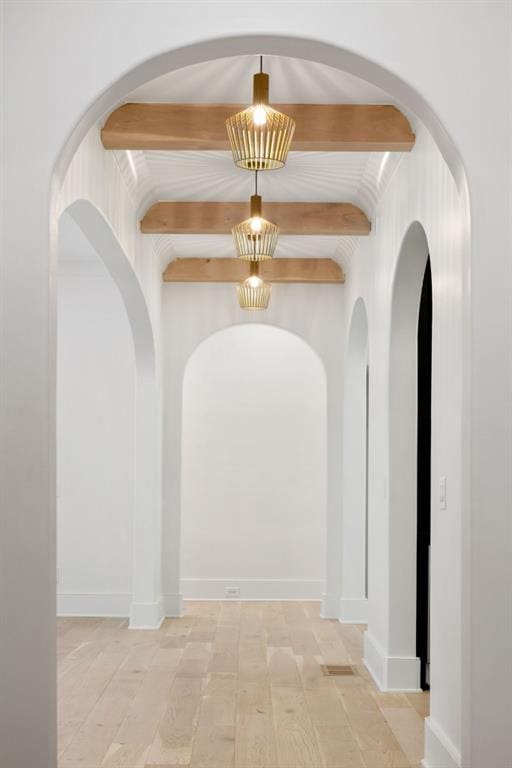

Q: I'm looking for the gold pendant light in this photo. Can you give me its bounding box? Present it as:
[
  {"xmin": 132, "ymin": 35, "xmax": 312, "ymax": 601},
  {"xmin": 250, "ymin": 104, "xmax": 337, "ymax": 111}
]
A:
[
  {"xmin": 237, "ymin": 261, "xmax": 272, "ymax": 310},
  {"xmin": 226, "ymin": 56, "xmax": 295, "ymax": 170},
  {"xmin": 232, "ymin": 173, "xmax": 278, "ymax": 261}
]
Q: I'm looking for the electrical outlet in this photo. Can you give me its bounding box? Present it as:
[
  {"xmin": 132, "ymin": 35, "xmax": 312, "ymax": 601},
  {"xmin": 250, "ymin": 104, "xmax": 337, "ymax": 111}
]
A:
[{"xmin": 225, "ymin": 586, "xmax": 240, "ymax": 599}]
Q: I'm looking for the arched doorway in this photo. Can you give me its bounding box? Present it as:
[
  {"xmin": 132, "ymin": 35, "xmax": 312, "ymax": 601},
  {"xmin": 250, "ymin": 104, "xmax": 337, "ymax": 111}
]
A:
[
  {"xmin": 0, "ymin": 26, "xmax": 474, "ymax": 767},
  {"xmin": 417, "ymin": 258, "xmax": 432, "ymax": 690},
  {"xmin": 340, "ymin": 298, "xmax": 369, "ymax": 622},
  {"xmin": 387, "ymin": 221, "xmax": 430, "ymax": 690}
]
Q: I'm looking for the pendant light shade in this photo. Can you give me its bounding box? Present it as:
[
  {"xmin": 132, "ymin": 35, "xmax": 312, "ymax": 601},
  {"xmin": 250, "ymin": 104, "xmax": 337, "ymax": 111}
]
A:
[
  {"xmin": 237, "ymin": 262, "xmax": 272, "ymax": 310},
  {"xmin": 226, "ymin": 65, "xmax": 295, "ymax": 171},
  {"xmin": 232, "ymin": 193, "xmax": 278, "ymax": 261}
]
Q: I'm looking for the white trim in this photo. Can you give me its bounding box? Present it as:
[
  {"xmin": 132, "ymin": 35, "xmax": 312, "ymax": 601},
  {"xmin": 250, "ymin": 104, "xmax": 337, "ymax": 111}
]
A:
[
  {"xmin": 422, "ymin": 717, "xmax": 461, "ymax": 768},
  {"xmin": 363, "ymin": 630, "xmax": 421, "ymax": 691},
  {"xmin": 320, "ymin": 591, "xmax": 340, "ymax": 618},
  {"xmin": 129, "ymin": 597, "xmax": 164, "ymax": 629},
  {"xmin": 163, "ymin": 592, "xmax": 183, "ymax": 617},
  {"xmin": 339, "ymin": 597, "xmax": 368, "ymax": 623},
  {"xmin": 57, "ymin": 591, "xmax": 131, "ymax": 617},
  {"xmin": 181, "ymin": 578, "xmax": 323, "ymax": 601}
]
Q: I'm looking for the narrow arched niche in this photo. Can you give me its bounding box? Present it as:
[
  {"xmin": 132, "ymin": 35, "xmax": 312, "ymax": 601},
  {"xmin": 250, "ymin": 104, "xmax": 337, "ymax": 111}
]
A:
[{"xmin": 180, "ymin": 324, "xmax": 327, "ymax": 601}]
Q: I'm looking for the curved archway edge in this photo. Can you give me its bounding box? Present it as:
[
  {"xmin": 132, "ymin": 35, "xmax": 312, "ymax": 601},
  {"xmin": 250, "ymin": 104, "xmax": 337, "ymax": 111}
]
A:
[{"xmin": 61, "ymin": 200, "xmax": 162, "ymax": 629}]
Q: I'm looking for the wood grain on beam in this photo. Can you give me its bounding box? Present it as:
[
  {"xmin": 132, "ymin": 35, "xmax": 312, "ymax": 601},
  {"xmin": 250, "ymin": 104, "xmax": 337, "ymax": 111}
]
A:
[
  {"xmin": 163, "ymin": 258, "xmax": 345, "ymax": 284},
  {"xmin": 142, "ymin": 202, "xmax": 370, "ymax": 236},
  {"xmin": 102, "ymin": 103, "xmax": 414, "ymax": 152}
]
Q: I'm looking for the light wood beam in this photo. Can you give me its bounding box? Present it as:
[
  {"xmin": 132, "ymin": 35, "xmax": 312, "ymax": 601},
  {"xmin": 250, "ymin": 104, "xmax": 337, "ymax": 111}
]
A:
[
  {"xmin": 142, "ymin": 202, "xmax": 370, "ymax": 235},
  {"xmin": 102, "ymin": 103, "xmax": 415, "ymax": 152},
  {"xmin": 163, "ymin": 258, "xmax": 345, "ymax": 284}
]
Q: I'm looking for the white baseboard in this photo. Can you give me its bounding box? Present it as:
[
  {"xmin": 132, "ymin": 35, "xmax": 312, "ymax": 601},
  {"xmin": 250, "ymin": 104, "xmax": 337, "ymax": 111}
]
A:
[
  {"xmin": 163, "ymin": 592, "xmax": 183, "ymax": 617},
  {"xmin": 181, "ymin": 578, "xmax": 323, "ymax": 601},
  {"xmin": 129, "ymin": 597, "xmax": 164, "ymax": 629},
  {"xmin": 320, "ymin": 591, "xmax": 340, "ymax": 618},
  {"xmin": 422, "ymin": 717, "xmax": 461, "ymax": 768},
  {"xmin": 339, "ymin": 597, "xmax": 368, "ymax": 623},
  {"xmin": 363, "ymin": 630, "xmax": 421, "ymax": 691},
  {"xmin": 57, "ymin": 591, "xmax": 131, "ymax": 617}
]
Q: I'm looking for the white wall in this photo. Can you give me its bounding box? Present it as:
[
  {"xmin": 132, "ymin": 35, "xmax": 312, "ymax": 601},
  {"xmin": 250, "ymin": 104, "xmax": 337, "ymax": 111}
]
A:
[
  {"xmin": 181, "ymin": 324, "xmax": 326, "ymax": 600},
  {"xmin": 57, "ymin": 213, "xmax": 135, "ymax": 616}
]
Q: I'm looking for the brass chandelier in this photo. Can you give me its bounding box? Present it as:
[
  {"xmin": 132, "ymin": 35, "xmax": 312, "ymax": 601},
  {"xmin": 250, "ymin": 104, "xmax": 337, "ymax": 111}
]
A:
[
  {"xmin": 232, "ymin": 172, "xmax": 278, "ymax": 262},
  {"xmin": 225, "ymin": 57, "xmax": 296, "ymax": 171},
  {"xmin": 227, "ymin": 57, "xmax": 294, "ymax": 310},
  {"xmin": 237, "ymin": 261, "xmax": 272, "ymax": 310}
]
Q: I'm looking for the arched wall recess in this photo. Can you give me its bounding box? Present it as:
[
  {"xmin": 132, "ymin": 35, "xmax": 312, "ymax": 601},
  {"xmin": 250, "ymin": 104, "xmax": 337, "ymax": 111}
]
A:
[
  {"xmin": 340, "ymin": 297, "xmax": 369, "ymax": 623},
  {"xmin": 60, "ymin": 200, "xmax": 162, "ymax": 629},
  {"xmin": 180, "ymin": 323, "xmax": 327, "ymax": 600}
]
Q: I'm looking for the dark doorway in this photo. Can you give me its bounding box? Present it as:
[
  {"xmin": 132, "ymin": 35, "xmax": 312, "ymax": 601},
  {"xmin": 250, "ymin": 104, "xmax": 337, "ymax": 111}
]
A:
[{"xmin": 416, "ymin": 258, "xmax": 432, "ymax": 690}]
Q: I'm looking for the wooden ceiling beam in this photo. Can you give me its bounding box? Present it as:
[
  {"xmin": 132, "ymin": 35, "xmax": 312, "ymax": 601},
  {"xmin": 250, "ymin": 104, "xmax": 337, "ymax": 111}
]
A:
[
  {"xmin": 141, "ymin": 201, "xmax": 370, "ymax": 236},
  {"xmin": 163, "ymin": 257, "xmax": 345, "ymax": 284},
  {"xmin": 102, "ymin": 103, "xmax": 414, "ymax": 152}
]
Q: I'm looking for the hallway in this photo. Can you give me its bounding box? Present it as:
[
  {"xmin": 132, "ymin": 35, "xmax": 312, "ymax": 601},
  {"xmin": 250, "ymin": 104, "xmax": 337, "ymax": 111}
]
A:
[{"xmin": 58, "ymin": 601, "xmax": 428, "ymax": 767}]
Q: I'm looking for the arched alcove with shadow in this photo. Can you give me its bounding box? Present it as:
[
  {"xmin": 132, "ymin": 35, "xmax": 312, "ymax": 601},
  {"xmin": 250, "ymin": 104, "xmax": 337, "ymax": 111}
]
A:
[{"xmin": 340, "ymin": 297, "xmax": 369, "ymax": 623}]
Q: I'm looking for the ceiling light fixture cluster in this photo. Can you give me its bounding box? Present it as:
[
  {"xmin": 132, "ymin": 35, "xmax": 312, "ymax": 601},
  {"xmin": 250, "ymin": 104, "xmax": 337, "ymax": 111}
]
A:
[{"xmin": 226, "ymin": 56, "xmax": 295, "ymax": 310}]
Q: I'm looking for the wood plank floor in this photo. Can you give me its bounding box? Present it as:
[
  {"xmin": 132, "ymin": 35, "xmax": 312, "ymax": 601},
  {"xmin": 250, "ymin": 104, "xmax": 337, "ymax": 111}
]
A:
[{"xmin": 57, "ymin": 601, "xmax": 429, "ymax": 768}]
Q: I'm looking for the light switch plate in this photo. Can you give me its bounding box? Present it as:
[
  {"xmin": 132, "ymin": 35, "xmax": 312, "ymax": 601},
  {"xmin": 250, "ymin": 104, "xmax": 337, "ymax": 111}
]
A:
[{"xmin": 439, "ymin": 476, "xmax": 447, "ymax": 510}]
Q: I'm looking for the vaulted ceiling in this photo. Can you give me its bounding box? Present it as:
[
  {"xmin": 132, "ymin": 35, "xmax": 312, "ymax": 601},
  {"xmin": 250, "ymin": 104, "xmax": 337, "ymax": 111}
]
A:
[{"xmin": 105, "ymin": 55, "xmax": 415, "ymax": 270}]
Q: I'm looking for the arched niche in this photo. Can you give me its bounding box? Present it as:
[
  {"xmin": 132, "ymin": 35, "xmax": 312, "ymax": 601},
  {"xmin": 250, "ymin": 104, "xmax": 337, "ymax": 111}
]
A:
[
  {"xmin": 58, "ymin": 200, "xmax": 162, "ymax": 629},
  {"xmin": 179, "ymin": 323, "xmax": 328, "ymax": 601},
  {"xmin": 340, "ymin": 298, "xmax": 369, "ymax": 623}
]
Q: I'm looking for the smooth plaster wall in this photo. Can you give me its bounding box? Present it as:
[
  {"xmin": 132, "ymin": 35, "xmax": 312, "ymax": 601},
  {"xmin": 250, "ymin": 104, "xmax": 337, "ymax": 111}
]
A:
[
  {"xmin": 181, "ymin": 324, "xmax": 327, "ymax": 600},
  {"xmin": 2, "ymin": 5, "xmax": 511, "ymax": 768},
  {"xmin": 57, "ymin": 219, "xmax": 135, "ymax": 616}
]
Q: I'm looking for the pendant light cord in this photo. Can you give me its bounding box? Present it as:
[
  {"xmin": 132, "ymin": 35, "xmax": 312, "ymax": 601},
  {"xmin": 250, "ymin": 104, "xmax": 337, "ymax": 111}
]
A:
[
  {"xmin": 254, "ymin": 169, "xmax": 258, "ymax": 196},
  {"xmin": 260, "ymin": 55, "xmax": 263, "ymax": 73}
]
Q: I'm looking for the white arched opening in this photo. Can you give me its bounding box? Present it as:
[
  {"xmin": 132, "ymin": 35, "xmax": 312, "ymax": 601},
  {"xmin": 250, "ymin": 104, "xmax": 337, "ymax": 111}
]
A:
[
  {"xmin": 180, "ymin": 324, "xmax": 327, "ymax": 601},
  {"xmin": 387, "ymin": 221, "xmax": 430, "ymax": 688},
  {"xmin": 0, "ymin": 22, "xmax": 478, "ymax": 767},
  {"xmin": 58, "ymin": 200, "xmax": 162, "ymax": 629},
  {"xmin": 340, "ymin": 298, "xmax": 369, "ymax": 623}
]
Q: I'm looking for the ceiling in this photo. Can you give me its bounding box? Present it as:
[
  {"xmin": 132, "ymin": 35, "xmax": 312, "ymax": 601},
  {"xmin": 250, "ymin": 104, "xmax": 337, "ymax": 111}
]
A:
[{"xmin": 112, "ymin": 55, "xmax": 411, "ymax": 266}]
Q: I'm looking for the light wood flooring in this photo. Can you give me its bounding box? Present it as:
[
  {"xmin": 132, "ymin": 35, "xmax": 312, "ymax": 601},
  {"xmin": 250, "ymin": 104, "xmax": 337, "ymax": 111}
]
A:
[{"xmin": 57, "ymin": 601, "xmax": 429, "ymax": 768}]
